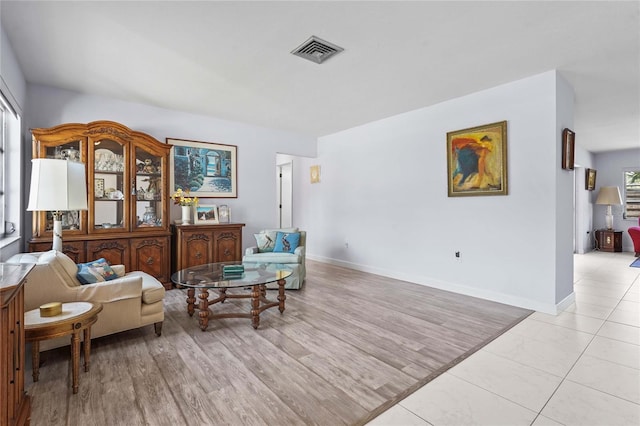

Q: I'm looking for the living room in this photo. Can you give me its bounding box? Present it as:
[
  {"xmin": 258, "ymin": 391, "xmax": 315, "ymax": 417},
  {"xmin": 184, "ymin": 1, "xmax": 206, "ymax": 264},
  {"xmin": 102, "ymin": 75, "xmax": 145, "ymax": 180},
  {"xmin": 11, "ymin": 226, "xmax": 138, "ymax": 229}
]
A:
[{"xmin": 1, "ymin": 2, "xmax": 639, "ymax": 425}]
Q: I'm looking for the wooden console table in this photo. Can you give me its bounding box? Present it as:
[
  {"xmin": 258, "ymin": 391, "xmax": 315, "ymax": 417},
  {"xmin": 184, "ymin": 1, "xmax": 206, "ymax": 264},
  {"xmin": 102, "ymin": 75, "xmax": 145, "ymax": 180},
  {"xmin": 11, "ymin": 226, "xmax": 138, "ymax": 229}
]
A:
[{"xmin": 595, "ymin": 229, "xmax": 623, "ymax": 252}]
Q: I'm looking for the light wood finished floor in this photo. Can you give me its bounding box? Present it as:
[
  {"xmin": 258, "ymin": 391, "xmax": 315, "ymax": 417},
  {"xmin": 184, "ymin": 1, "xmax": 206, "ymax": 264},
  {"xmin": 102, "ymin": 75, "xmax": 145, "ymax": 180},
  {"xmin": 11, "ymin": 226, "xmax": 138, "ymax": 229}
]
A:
[{"xmin": 25, "ymin": 260, "xmax": 531, "ymax": 425}]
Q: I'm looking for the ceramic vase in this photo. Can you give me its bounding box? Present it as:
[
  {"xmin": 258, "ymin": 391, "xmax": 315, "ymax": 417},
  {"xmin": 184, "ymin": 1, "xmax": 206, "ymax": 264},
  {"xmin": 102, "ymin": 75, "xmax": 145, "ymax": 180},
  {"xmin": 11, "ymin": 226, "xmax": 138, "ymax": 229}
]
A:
[{"xmin": 181, "ymin": 205, "xmax": 191, "ymax": 225}]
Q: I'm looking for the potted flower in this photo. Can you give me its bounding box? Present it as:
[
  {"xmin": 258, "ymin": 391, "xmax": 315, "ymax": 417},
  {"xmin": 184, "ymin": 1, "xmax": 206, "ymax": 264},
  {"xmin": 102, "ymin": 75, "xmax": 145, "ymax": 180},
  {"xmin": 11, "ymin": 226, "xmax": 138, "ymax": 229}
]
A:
[{"xmin": 171, "ymin": 188, "xmax": 198, "ymax": 224}]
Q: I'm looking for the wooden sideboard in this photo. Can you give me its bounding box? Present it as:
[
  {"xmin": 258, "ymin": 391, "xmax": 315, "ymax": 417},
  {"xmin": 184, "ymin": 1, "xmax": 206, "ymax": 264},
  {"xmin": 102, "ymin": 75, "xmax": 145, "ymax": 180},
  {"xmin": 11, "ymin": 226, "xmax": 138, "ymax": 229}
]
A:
[
  {"xmin": 1, "ymin": 263, "xmax": 33, "ymax": 426},
  {"xmin": 172, "ymin": 223, "xmax": 245, "ymax": 276}
]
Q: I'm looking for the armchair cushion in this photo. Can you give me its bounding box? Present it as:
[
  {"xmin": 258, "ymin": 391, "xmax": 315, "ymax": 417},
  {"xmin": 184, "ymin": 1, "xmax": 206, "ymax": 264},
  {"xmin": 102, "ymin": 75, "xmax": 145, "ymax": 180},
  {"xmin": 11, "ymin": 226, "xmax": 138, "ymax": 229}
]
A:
[
  {"xmin": 243, "ymin": 251, "xmax": 301, "ymax": 264},
  {"xmin": 126, "ymin": 271, "xmax": 166, "ymax": 304},
  {"xmin": 273, "ymin": 231, "xmax": 301, "ymax": 253},
  {"xmin": 76, "ymin": 258, "xmax": 119, "ymax": 284},
  {"xmin": 74, "ymin": 276, "xmax": 142, "ymax": 303}
]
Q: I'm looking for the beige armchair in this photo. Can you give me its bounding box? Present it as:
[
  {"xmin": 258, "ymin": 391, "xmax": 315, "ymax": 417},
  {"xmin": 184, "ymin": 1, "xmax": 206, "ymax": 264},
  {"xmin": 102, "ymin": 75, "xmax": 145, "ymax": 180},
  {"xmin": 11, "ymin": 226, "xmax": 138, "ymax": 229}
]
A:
[{"xmin": 7, "ymin": 250, "xmax": 165, "ymax": 350}]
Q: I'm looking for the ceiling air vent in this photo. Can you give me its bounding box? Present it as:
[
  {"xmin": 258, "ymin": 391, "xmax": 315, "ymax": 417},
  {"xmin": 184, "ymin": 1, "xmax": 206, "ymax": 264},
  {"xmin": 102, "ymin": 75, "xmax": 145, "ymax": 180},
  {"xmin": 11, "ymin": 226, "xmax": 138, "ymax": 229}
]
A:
[{"xmin": 291, "ymin": 36, "xmax": 344, "ymax": 64}]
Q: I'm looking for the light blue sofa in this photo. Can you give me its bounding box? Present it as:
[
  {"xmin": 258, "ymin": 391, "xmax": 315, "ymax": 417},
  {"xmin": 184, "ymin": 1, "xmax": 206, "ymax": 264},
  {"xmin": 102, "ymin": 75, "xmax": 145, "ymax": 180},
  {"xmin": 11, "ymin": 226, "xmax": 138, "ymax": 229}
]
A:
[{"xmin": 242, "ymin": 228, "xmax": 306, "ymax": 289}]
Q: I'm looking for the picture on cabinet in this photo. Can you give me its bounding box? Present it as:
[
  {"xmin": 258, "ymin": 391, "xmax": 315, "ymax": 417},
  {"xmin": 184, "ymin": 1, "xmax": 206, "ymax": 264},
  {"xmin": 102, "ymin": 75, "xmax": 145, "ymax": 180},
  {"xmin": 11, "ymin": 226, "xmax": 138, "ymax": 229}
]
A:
[
  {"xmin": 168, "ymin": 138, "xmax": 237, "ymax": 198},
  {"xmin": 195, "ymin": 205, "xmax": 219, "ymax": 224}
]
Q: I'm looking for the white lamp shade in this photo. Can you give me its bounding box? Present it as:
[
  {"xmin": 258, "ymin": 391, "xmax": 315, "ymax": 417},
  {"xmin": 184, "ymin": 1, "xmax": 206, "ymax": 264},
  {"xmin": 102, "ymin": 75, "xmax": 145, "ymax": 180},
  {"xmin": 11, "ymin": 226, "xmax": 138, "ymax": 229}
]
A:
[
  {"xmin": 27, "ymin": 159, "xmax": 88, "ymax": 211},
  {"xmin": 595, "ymin": 186, "xmax": 622, "ymax": 206}
]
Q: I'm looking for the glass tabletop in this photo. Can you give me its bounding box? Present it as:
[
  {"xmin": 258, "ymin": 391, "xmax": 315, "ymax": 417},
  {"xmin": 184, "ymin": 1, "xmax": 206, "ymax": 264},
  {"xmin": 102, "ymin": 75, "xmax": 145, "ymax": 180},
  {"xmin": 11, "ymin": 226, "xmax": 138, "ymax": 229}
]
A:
[{"xmin": 171, "ymin": 261, "xmax": 293, "ymax": 289}]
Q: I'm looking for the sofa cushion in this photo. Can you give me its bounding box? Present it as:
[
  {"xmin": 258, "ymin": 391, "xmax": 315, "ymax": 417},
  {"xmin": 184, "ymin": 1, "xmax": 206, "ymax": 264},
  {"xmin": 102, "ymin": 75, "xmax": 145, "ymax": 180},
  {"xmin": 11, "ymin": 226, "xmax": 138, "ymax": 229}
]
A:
[
  {"xmin": 125, "ymin": 271, "xmax": 166, "ymax": 304},
  {"xmin": 77, "ymin": 258, "xmax": 119, "ymax": 284},
  {"xmin": 273, "ymin": 232, "xmax": 301, "ymax": 254},
  {"xmin": 254, "ymin": 231, "xmax": 277, "ymax": 252},
  {"xmin": 243, "ymin": 252, "xmax": 301, "ymax": 264}
]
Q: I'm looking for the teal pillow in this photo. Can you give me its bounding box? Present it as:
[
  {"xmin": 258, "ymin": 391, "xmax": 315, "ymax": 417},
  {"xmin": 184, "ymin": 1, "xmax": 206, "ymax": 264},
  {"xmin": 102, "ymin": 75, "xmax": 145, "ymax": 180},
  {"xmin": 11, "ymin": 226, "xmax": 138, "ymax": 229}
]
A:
[
  {"xmin": 273, "ymin": 232, "xmax": 301, "ymax": 254},
  {"xmin": 77, "ymin": 258, "xmax": 118, "ymax": 285},
  {"xmin": 254, "ymin": 231, "xmax": 277, "ymax": 253}
]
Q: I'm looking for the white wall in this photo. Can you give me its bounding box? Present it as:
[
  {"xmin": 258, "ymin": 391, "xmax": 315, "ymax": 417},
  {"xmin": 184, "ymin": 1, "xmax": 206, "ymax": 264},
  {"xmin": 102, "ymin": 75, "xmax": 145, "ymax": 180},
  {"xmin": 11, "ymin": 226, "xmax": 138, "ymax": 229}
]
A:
[
  {"xmin": 0, "ymin": 24, "xmax": 26, "ymax": 113},
  {"xmin": 23, "ymin": 84, "xmax": 317, "ymax": 250},
  {"xmin": 594, "ymin": 148, "xmax": 640, "ymax": 252},
  {"xmin": 296, "ymin": 71, "xmax": 574, "ymax": 313}
]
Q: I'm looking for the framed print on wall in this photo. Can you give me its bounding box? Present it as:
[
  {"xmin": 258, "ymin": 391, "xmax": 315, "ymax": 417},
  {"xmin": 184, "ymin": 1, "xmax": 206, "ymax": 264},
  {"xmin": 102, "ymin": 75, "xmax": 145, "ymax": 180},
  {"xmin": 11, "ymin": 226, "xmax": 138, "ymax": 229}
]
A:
[
  {"xmin": 168, "ymin": 138, "xmax": 237, "ymax": 198},
  {"xmin": 586, "ymin": 168, "xmax": 597, "ymax": 190},
  {"xmin": 561, "ymin": 128, "xmax": 575, "ymax": 170},
  {"xmin": 446, "ymin": 120, "xmax": 508, "ymax": 197},
  {"xmin": 194, "ymin": 204, "xmax": 219, "ymax": 224}
]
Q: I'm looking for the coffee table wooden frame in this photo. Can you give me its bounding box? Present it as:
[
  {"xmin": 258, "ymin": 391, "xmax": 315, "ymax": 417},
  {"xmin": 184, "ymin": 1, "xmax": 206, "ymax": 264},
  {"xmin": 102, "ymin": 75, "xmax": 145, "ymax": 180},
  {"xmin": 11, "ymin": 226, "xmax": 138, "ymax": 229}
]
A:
[
  {"xmin": 186, "ymin": 280, "xmax": 286, "ymax": 331},
  {"xmin": 24, "ymin": 302, "xmax": 103, "ymax": 394}
]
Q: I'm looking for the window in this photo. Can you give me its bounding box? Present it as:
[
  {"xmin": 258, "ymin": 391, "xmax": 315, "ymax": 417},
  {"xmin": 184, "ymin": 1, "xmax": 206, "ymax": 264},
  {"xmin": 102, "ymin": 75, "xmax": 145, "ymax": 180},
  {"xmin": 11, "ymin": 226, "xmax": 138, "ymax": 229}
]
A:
[
  {"xmin": 624, "ymin": 170, "xmax": 640, "ymax": 219},
  {"xmin": 0, "ymin": 90, "xmax": 21, "ymax": 241}
]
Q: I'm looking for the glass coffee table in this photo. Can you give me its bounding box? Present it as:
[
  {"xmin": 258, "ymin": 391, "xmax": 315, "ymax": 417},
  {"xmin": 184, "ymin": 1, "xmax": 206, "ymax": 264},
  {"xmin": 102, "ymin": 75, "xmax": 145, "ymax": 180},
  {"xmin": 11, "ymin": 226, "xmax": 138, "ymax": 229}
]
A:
[{"xmin": 171, "ymin": 262, "xmax": 292, "ymax": 330}]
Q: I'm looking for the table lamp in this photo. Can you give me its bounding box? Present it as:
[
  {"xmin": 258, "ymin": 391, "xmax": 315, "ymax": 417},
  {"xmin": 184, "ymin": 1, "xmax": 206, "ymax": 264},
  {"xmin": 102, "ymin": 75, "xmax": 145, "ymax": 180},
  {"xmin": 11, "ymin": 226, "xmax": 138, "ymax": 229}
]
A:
[
  {"xmin": 595, "ymin": 186, "xmax": 622, "ymax": 230},
  {"xmin": 27, "ymin": 158, "xmax": 88, "ymax": 251}
]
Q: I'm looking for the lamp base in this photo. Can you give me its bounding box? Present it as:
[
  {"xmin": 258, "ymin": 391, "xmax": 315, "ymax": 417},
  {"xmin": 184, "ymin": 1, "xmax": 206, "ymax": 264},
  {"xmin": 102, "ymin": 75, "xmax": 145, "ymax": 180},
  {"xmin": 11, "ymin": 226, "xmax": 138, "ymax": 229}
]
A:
[
  {"xmin": 52, "ymin": 211, "xmax": 63, "ymax": 251},
  {"xmin": 605, "ymin": 205, "xmax": 614, "ymax": 230}
]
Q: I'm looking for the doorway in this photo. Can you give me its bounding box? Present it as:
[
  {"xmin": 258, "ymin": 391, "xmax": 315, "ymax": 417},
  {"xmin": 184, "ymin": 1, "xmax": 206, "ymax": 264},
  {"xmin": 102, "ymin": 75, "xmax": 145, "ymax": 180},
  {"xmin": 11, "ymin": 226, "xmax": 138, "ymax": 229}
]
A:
[{"xmin": 278, "ymin": 162, "xmax": 292, "ymax": 228}]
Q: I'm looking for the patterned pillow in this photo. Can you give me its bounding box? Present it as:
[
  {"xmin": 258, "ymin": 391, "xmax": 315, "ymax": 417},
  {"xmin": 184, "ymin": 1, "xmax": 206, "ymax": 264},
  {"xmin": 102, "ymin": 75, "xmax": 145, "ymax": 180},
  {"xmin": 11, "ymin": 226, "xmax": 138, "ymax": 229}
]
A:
[
  {"xmin": 273, "ymin": 232, "xmax": 301, "ymax": 254},
  {"xmin": 254, "ymin": 231, "xmax": 278, "ymax": 253},
  {"xmin": 77, "ymin": 258, "xmax": 119, "ymax": 285}
]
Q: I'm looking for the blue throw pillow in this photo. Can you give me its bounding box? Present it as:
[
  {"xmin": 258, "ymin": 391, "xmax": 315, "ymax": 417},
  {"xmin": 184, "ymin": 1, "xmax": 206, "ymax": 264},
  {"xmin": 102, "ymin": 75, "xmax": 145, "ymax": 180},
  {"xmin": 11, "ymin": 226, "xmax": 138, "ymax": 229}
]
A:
[
  {"xmin": 77, "ymin": 258, "xmax": 118, "ymax": 285},
  {"xmin": 272, "ymin": 232, "xmax": 300, "ymax": 254}
]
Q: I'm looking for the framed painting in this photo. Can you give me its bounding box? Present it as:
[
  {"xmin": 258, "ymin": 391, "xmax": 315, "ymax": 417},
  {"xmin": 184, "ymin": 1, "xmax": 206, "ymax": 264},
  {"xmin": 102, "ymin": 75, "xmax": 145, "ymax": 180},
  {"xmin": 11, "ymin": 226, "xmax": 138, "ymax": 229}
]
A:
[
  {"xmin": 446, "ymin": 120, "xmax": 508, "ymax": 197},
  {"xmin": 586, "ymin": 168, "xmax": 597, "ymax": 190},
  {"xmin": 194, "ymin": 205, "xmax": 219, "ymax": 224},
  {"xmin": 168, "ymin": 138, "xmax": 237, "ymax": 198},
  {"xmin": 561, "ymin": 128, "xmax": 575, "ymax": 170}
]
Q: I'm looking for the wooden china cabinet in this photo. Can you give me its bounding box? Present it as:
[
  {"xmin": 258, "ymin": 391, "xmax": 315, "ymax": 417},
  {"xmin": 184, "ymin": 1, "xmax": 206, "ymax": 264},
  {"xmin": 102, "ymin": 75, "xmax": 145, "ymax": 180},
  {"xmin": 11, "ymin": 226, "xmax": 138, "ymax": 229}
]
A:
[{"xmin": 29, "ymin": 121, "xmax": 173, "ymax": 289}]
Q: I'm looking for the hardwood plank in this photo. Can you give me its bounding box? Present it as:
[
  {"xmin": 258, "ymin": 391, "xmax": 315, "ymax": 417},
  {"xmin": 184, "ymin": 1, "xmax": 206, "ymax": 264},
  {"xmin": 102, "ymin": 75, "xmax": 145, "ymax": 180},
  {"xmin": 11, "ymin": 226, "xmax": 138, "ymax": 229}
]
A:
[{"xmin": 25, "ymin": 260, "xmax": 531, "ymax": 425}]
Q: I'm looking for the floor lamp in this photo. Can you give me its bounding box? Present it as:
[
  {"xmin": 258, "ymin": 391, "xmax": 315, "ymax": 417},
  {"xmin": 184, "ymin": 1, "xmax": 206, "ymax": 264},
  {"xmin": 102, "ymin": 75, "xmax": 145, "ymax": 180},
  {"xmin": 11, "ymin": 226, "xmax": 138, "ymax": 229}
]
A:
[
  {"xmin": 27, "ymin": 158, "xmax": 88, "ymax": 251},
  {"xmin": 595, "ymin": 186, "xmax": 622, "ymax": 230}
]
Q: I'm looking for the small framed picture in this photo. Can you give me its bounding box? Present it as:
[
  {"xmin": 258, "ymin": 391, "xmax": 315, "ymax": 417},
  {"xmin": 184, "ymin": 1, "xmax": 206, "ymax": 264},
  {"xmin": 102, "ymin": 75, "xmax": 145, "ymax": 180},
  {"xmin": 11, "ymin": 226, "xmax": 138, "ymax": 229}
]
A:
[
  {"xmin": 218, "ymin": 205, "xmax": 230, "ymax": 223},
  {"xmin": 561, "ymin": 128, "xmax": 575, "ymax": 170},
  {"xmin": 194, "ymin": 205, "xmax": 219, "ymax": 224},
  {"xmin": 585, "ymin": 168, "xmax": 597, "ymax": 190},
  {"xmin": 94, "ymin": 178, "xmax": 105, "ymax": 198}
]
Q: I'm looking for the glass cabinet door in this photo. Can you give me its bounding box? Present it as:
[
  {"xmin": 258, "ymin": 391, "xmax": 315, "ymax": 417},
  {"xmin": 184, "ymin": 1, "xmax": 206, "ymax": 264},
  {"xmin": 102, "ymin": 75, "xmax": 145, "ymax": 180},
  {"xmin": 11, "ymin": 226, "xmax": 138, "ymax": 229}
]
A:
[
  {"xmin": 35, "ymin": 138, "xmax": 85, "ymax": 236},
  {"xmin": 133, "ymin": 146, "xmax": 163, "ymax": 229},
  {"xmin": 92, "ymin": 138, "xmax": 127, "ymax": 232}
]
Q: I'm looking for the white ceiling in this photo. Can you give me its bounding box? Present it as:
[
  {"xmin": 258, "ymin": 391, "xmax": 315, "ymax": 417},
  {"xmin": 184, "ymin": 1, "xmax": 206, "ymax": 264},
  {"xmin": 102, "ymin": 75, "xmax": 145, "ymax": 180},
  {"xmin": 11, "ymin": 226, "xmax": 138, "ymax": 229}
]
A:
[{"xmin": 2, "ymin": 1, "xmax": 638, "ymax": 152}]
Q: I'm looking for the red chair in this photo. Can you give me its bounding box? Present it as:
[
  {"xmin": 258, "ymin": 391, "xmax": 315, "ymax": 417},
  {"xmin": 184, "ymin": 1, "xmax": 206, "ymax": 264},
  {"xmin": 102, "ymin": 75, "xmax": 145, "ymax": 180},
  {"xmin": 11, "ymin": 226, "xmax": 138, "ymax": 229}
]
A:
[{"xmin": 629, "ymin": 218, "xmax": 640, "ymax": 256}]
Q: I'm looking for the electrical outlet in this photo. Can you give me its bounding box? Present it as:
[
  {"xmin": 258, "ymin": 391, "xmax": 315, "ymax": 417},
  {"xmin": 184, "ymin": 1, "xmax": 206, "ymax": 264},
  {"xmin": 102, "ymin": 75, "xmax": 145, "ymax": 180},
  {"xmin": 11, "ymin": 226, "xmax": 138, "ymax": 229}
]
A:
[{"xmin": 455, "ymin": 251, "xmax": 460, "ymax": 258}]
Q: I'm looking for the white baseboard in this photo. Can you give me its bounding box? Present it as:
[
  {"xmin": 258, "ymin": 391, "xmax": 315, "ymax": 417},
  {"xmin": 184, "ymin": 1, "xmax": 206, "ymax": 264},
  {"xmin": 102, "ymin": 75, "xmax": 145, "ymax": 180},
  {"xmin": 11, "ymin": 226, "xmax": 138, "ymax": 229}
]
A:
[{"xmin": 307, "ymin": 253, "xmax": 563, "ymax": 314}]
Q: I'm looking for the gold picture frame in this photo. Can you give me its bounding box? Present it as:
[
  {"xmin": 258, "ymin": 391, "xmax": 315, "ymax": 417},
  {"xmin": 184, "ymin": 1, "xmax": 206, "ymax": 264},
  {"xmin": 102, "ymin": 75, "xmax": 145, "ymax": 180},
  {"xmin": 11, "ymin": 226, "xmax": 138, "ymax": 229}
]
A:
[{"xmin": 446, "ymin": 121, "xmax": 508, "ymax": 197}]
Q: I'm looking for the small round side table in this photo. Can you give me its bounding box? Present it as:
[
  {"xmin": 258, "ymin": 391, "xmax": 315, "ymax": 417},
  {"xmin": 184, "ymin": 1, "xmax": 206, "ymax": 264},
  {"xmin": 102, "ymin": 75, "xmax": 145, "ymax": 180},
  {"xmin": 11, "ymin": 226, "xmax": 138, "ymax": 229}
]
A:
[{"xmin": 24, "ymin": 301, "xmax": 103, "ymax": 394}]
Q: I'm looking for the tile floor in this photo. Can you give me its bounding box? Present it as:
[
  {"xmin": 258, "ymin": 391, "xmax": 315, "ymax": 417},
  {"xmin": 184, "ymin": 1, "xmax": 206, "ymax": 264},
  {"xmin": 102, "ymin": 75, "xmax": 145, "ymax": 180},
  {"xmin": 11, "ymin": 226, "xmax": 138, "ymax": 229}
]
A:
[{"xmin": 368, "ymin": 251, "xmax": 640, "ymax": 426}]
